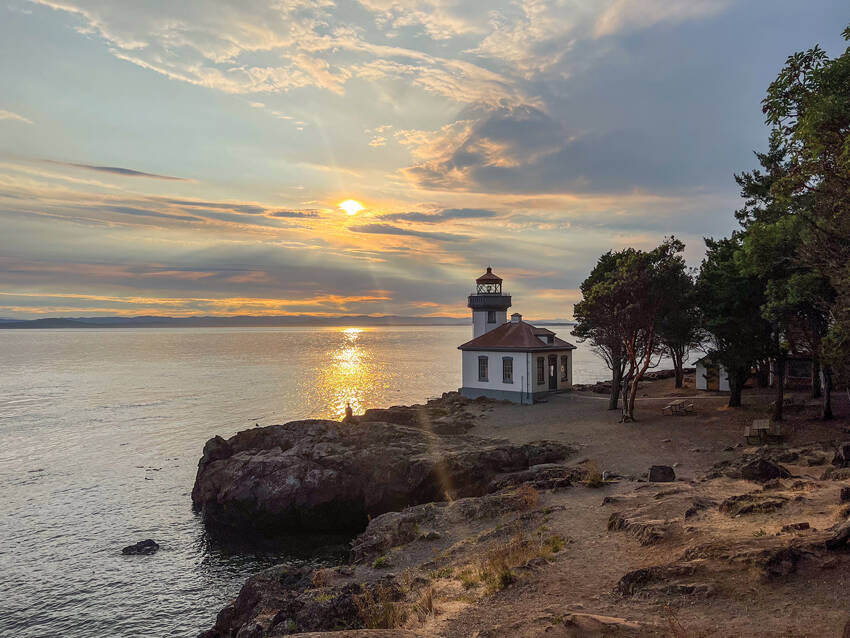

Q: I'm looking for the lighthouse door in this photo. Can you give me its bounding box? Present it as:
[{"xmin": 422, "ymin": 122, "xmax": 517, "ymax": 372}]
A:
[{"xmin": 548, "ymin": 355, "xmax": 557, "ymax": 390}]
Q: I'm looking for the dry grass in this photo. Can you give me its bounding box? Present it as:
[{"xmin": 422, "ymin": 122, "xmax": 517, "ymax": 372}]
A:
[
  {"xmin": 663, "ymin": 605, "xmax": 691, "ymax": 638},
  {"xmin": 455, "ymin": 566, "xmax": 480, "ymax": 589},
  {"xmin": 412, "ymin": 585, "xmax": 436, "ymax": 622},
  {"xmin": 581, "ymin": 460, "xmax": 605, "ymax": 488},
  {"xmin": 476, "ymin": 529, "xmax": 567, "ymax": 594},
  {"xmin": 310, "ymin": 568, "xmax": 331, "ymax": 588},
  {"xmin": 515, "ymin": 484, "xmax": 540, "ymax": 509},
  {"xmin": 354, "ymin": 583, "xmax": 407, "ymax": 629}
]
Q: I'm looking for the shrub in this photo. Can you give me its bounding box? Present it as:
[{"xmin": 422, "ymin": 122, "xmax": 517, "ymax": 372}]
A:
[
  {"xmin": 582, "ymin": 460, "xmax": 604, "ymax": 488},
  {"xmin": 371, "ymin": 555, "xmax": 391, "ymax": 569}
]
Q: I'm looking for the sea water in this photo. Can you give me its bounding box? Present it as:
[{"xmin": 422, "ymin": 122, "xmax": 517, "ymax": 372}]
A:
[{"xmin": 0, "ymin": 326, "xmax": 612, "ymax": 637}]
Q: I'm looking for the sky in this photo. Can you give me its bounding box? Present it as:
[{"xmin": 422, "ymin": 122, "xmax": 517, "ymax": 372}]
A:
[{"xmin": 0, "ymin": 0, "xmax": 847, "ymax": 320}]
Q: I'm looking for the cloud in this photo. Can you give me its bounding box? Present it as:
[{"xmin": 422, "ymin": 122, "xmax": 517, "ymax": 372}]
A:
[
  {"xmin": 379, "ymin": 208, "xmax": 497, "ymax": 222},
  {"xmin": 45, "ymin": 160, "xmax": 189, "ymax": 181},
  {"xmin": 97, "ymin": 205, "xmax": 199, "ymax": 222},
  {"xmin": 0, "ymin": 110, "xmax": 33, "ymax": 124},
  {"xmin": 593, "ymin": 0, "xmax": 730, "ymax": 38},
  {"xmin": 268, "ymin": 210, "xmax": 320, "ymax": 218},
  {"xmin": 348, "ymin": 223, "xmax": 464, "ymax": 242}
]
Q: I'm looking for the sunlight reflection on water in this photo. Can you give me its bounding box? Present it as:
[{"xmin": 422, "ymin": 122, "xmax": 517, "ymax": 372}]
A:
[{"xmin": 0, "ymin": 325, "xmax": 625, "ymax": 637}]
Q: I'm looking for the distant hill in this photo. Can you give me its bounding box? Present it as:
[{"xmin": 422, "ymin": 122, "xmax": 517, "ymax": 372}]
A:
[
  {"xmin": 0, "ymin": 315, "xmax": 472, "ymax": 329},
  {"xmin": 0, "ymin": 318, "xmax": 96, "ymax": 329}
]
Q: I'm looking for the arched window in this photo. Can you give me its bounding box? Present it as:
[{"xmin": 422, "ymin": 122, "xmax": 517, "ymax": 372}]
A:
[
  {"xmin": 536, "ymin": 357, "xmax": 545, "ymax": 385},
  {"xmin": 560, "ymin": 355, "xmax": 569, "ymax": 381}
]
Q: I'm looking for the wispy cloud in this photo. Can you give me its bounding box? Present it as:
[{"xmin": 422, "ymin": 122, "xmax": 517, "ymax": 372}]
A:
[
  {"xmin": 379, "ymin": 208, "xmax": 497, "ymax": 222},
  {"xmin": 348, "ymin": 222, "xmax": 464, "ymax": 242},
  {"xmin": 44, "ymin": 160, "xmax": 190, "ymax": 181},
  {"xmin": 268, "ymin": 210, "xmax": 320, "ymax": 218},
  {"xmin": 0, "ymin": 109, "xmax": 33, "ymax": 124}
]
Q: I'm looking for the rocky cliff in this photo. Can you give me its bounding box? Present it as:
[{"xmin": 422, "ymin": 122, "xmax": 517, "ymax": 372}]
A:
[{"xmin": 191, "ymin": 419, "xmax": 573, "ymax": 534}]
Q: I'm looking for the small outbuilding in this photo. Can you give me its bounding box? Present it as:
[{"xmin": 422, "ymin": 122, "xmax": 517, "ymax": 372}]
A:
[{"xmin": 695, "ymin": 355, "xmax": 730, "ymax": 392}]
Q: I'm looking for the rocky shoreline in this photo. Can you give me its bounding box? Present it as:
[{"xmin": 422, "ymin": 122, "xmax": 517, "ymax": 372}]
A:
[{"xmin": 192, "ymin": 389, "xmax": 850, "ymax": 637}]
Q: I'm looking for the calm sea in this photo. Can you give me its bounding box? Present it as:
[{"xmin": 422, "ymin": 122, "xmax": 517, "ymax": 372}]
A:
[{"xmin": 0, "ymin": 326, "xmax": 611, "ymax": 638}]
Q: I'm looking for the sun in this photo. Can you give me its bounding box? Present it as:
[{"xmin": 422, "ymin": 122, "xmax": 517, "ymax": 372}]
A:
[{"xmin": 339, "ymin": 199, "xmax": 364, "ymax": 216}]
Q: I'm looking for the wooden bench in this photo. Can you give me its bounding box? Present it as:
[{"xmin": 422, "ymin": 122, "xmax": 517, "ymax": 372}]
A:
[
  {"xmin": 766, "ymin": 420, "xmax": 787, "ymax": 442},
  {"xmin": 745, "ymin": 418, "xmax": 773, "ymax": 444},
  {"xmin": 662, "ymin": 400, "xmax": 695, "ymax": 416}
]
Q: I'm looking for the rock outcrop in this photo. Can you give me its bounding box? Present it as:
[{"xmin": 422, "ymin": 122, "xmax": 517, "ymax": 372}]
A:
[
  {"xmin": 192, "ymin": 419, "xmax": 572, "ymax": 533},
  {"xmin": 648, "ymin": 465, "xmax": 675, "ymax": 482},
  {"xmin": 121, "ymin": 539, "xmax": 159, "ymax": 555},
  {"xmin": 198, "ymin": 564, "xmax": 400, "ymax": 638}
]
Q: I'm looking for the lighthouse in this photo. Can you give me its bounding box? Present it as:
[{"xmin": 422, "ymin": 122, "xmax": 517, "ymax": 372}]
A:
[
  {"xmin": 467, "ymin": 266, "xmax": 512, "ymax": 338},
  {"xmin": 459, "ymin": 267, "xmax": 576, "ymax": 404}
]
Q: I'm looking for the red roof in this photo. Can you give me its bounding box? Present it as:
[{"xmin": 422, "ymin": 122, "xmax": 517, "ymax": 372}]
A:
[
  {"xmin": 476, "ymin": 266, "xmax": 502, "ymax": 284},
  {"xmin": 459, "ymin": 320, "xmax": 576, "ymax": 351}
]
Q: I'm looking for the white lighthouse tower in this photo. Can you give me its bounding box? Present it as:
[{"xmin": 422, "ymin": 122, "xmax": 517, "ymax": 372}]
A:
[{"xmin": 467, "ymin": 267, "xmax": 512, "ymax": 338}]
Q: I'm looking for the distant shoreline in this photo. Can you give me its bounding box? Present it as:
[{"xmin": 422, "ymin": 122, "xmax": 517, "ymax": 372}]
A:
[{"xmin": 0, "ymin": 316, "xmax": 576, "ymax": 330}]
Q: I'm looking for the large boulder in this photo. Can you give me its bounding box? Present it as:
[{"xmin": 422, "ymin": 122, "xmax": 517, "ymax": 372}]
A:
[
  {"xmin": 740, "ymin": 459, "xmax": 791, "ymax": 483},
  {"xmin": 832, "ymin": 443, "xmax": 850, "ymax": 468},
  {"xmin": 121, "ymin": 539, "xmax": 159, "ymax": 555},
  {"xmin": 198, "ymin": 564, "xmax": 399, "ymax": 638},
  {"xmin": 649, "ymin": 465, "xmax": 676, "ymax": 482},
  {"xmin": 191, "ymin": 419, "xmax": 572, "ymax": 533}
]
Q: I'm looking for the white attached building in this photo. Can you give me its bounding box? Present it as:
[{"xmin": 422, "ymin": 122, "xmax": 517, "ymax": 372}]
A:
[{"xmin": 458, "ymin": 268, "xmax": 575, "ymax": 404}]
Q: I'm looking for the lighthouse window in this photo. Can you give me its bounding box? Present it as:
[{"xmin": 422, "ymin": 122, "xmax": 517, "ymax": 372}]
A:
[
  {"xmin": 487, "ymin": 311, "xmax": 496, "ymax": 324},
  {"xmin": 502, "ymin": 357, "xmax": 513, "ymax": 384},
  {"xmin": 478, "ymin": 356, "xmax": 489, "ymax": 382},
  {"xmin": 536, "ymin": 357, "xmax": 545, "ymax": 384}
]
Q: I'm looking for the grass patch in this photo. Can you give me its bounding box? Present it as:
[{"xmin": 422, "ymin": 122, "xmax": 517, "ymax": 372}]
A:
[
  {"xmin": 515, "ymin": 484, "xmax": 540, "ymax": 509},
  {"xmin": 371, "ymin": 555, "xmax": 391, "ymax": 569},
  {"xmin": 477, "ymin": 529, "xmax": 567, "ymax": 594},
  {"xmin": 311, "ymin": 568, "xmax": 332, "ymax": 587},
  {"xmin": 430, "ymin": 566, "xmax": 453, "ymax": 579},
  {"xmin": 412, "ymin": 585, "xmax": 436, "ymax": 622},
  {"xmin": 581, "ymin": 460, "xmax": 605, "ymax": 488},
  {"xmin": 354, "ymin": 583, "xmax": 407, "ymax": 629},
  {"xmin": 455, "ymin": 567, "xmax": 480, "ymax": 590}
]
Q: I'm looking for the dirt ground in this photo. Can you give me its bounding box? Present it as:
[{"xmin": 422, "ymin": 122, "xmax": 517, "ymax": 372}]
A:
[
  {"xmin": 468, "ymin": 374, "xmax": 850, "ymax": 480},
  {"xmin": 419, "ymin": 375, "xmax": 850, "ymax": 637}
]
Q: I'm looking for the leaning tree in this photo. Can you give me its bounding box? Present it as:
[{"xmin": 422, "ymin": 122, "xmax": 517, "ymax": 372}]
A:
[
  {"xmin": 573, "ymin": 251, "xmax": 628, "ymax": 410},
  {"xmin": 576, "ymin": 238, "xmax": 687, "ymax": 422}
]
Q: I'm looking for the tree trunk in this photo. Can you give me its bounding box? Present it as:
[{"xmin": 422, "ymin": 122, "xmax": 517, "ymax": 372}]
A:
[
  {"xmin": 772, "ymin": 356, "xmax": 785, "ymax": 422},
  {"xmin": 822, "ymin": 364, "xmax": 834, "ymax": 420},
  {"xmin": 811, "ymin": 357, "xmax": 822, "ymax": 399},
  {"xmin": 672, "ymin": 347, "xmax": 685, "ymax": 389},
  {"xmin": 756, "ymin": 361, "xmax": 770, "ymax": 387},
  {"xmin": 622, "ymin": 375, "xmax": 639, "ymax": 422},
  {"xmin": 728, "ymin": 369, "xmax": 744, "ymax": 407},
  {"xmin": 608, "ymin": 357, "xmax": 622, "ymax": 410}
]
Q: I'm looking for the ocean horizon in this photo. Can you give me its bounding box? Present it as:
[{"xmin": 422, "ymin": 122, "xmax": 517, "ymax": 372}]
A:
[{"xmin": 0, "ymin": 325, "xmax": 613, "ymax": 637}]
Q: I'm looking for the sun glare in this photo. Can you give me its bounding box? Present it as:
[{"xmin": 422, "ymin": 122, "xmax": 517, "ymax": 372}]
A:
[{"xmin": 339, "ymin": 199, "xmax": 364, "ymax": 215}]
